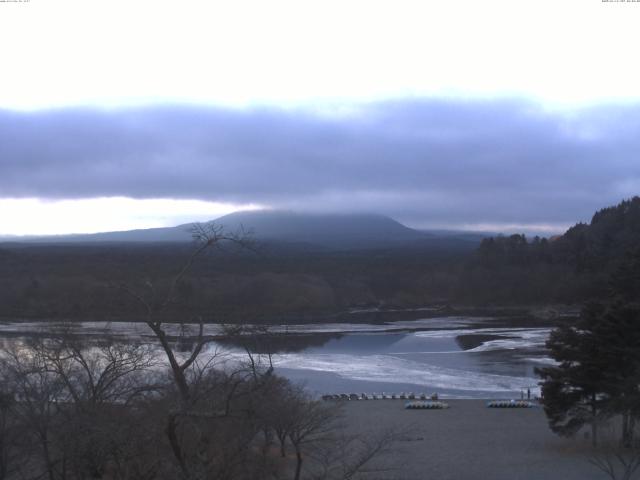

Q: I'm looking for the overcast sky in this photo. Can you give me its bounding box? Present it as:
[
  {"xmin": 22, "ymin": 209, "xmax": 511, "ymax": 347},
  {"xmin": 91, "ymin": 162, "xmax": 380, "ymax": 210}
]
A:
[{"xmin": 1, "ymin": 0, "xmax": 639, "ymax": 235}]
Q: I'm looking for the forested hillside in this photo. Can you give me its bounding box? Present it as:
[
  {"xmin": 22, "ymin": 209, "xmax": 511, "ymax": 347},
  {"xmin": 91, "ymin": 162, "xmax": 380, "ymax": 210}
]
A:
[
  {"xmin": 0, "ymin": 242, "xmax": 463, "ymax": 322},
  {"xmin": 461, "ymin": 197, "xmax": 640, "ymax": 304},
  {"xmin": 0, "ymin": 197, "xmax": 638, "ymax": 322}
]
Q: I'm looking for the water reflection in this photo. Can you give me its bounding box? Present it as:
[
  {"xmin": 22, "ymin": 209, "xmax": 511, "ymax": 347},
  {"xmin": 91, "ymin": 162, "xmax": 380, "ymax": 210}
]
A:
[
  {"xmin": 0, "ymin": 317, "xmax": 552, "ymax": 398},
  {"xmin": 216, "ymin": 332, "xmax": 343, "ymax": 354},
  {"xmin": 454, "ymin": 334, "xmax": 516, "ymax": 351}
]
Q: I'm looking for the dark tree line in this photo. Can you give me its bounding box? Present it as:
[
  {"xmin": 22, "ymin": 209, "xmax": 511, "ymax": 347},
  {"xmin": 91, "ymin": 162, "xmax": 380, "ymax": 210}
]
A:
[
  {"xmin": 461, "ymin": 197, "xmax": 640, "ymax": 305},
  {"xmin": 537, "ymin": 245, "xmax": 640, "ymax": 449},
  {"xmin": 0, "ymin": 241, "xmax": 463, "ymax": 322},
  {"xmin": 476, "ymin": 197, "xmax": 640, "ymax": 273}
]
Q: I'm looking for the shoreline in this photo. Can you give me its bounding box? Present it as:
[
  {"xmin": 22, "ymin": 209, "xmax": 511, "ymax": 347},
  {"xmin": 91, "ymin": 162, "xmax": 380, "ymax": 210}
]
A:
[{"xmin": 0, "ymin": 303, "xmax": 580, "ymax": 326}]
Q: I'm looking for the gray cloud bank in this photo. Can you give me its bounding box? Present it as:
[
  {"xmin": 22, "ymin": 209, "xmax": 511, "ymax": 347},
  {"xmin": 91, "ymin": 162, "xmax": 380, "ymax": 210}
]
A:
[{"xmin": 1, "ymin": 99, "xmax": 639, "ymax": 231}]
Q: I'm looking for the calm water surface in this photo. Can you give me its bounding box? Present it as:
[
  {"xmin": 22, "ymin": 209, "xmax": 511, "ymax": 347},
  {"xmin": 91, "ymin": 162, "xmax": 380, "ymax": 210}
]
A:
[{"xmin": 0, "ymin": 314, "xmax": 554, "ymax": 398}]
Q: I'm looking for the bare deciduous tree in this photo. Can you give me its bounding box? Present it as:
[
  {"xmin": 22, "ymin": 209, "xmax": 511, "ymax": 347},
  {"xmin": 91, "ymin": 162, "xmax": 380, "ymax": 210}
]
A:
[
  {"xmin": 1, "ymin": 344, "xmax": 67, "ymax": 480},
  {"xmin": 286, "ymin": 389, "xmax": 342, "ymax": 480},
  {"xmin": 588, "ymin": 421, "xmax": 640, "ymax": 480},
  {"xmin": 117, "ymin": 222, "xmax": 252, "ymax": 404},
  {"xmin": 32, "ymin": 331, "xmax": 158, "ymax": 406},
  {"xmin": 114, "ymin": 223, "xmax": 272, "ymax": 479},
  {"xmin": 0, "ymin": 221, "xmax": 401, "ymax": 480},
  {"xmin": 0, "ymin": 333, "xmax": 162, "ymax": 480},
  {"xmin": 309, "ymin": 428, "xmax": 403, "ymax": 480},
  {"xmin": 0, "ymin": 391, "xmax": 20, "ymax": 480}
]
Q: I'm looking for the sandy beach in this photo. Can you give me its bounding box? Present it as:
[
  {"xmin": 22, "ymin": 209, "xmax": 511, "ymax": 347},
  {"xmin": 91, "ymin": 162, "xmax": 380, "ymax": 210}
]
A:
[{"xmin": 340, "ymin": 400, "xmax": 606, "ymax": 480}]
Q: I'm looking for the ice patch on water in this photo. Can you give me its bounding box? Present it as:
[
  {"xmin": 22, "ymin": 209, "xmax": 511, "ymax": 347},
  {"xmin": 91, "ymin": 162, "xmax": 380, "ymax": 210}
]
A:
[
  {"xmin": 413, "ymin": 327, "xmax": 551, "ymax": 352},
  {"xmin": 465, "ymin": 329, "xmax": 551, "ymax": 352},
  {"xmin": 273, "ymin": 353, "xmax": 530, "ymax": 392},
  {"xmin": 524, "ymin": 356, "xmax": 558, "ymax": 366},
  {"xmin": 268, "ymin": 316, "xmax": 483, "ymax": 334}
]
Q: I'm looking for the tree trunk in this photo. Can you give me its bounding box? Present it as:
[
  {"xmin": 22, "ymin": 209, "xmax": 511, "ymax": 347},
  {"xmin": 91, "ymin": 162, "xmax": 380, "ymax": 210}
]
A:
[
  {"xmin": 591, "ymin": 395, "xmax": 598, "ymax": 447},
  {"xmin": 166, "ymin": 414, "xmax": 189, "ymax": 478},
  {"xmin": 39, "ymin": 432, "xmax": 57, "ymax": 480},
  {"xmin": 280, "ymin": 439, "xmax": 286, "ymax": 458},
  {"xmin": 622, "ymin": 412, "xmax": 632, "ymax": 448},
  {"xmin": 276, "ymin": 431, "xmax": 287, "ymax": 457},
  {"xmin": 149, "ymin": 324, "xmax": 191, "ymax": 402},
  {"xmin": 294, "ymin": 447, "xmax": 303, "ymax": 480},
  {"xmin": 261, "ymin": 428, "xmax": 273, "ymax": 456}
]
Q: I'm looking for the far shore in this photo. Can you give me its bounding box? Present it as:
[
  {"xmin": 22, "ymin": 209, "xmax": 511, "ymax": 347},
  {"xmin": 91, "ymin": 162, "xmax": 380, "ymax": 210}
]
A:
[
  {"xmin": 0, "ymin": 302, "xmax": 580, "ymax": 326},
  {"xmin": 339, "ymin": 399, "xmax": 605, "ymax": 480}
]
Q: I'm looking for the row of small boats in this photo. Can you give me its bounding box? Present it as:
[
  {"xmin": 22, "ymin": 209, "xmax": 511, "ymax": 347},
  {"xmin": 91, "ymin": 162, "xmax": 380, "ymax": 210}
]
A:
[
  {"xmin": 406, "ymin": 400, "xmax": 537, "ymax": 409},
  {"xmin": 321, "ymin": 394, "xmax": 537, "ymax": 409},
  {"xmin": 486, "ymin": 400, "xmax": 536, "ymax": 408},
  {"xmin": 405, "ymin": 401, "xmax": 449, "ymax": 409},
  {"xmin": 322, "ymin": 392, "xmax": 438, "ymax": 401}
]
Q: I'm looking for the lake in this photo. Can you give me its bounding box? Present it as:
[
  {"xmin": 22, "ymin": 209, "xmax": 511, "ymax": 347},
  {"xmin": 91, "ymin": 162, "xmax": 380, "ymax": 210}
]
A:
[{"xmin": 0, "ymin": 313, "xmax": 556, "ymax": 399}]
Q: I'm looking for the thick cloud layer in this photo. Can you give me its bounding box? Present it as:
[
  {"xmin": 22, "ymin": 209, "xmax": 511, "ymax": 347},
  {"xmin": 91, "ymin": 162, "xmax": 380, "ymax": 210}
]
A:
[{"xmin": 1, "ymin": 99, "xmax": 638, "ymax": 230}]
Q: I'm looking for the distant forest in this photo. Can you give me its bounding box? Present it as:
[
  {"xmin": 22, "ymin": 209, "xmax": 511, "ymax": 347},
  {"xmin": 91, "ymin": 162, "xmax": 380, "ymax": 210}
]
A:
[{"xmin": 1, "ymin": 197, "xmax": 639, "ymax": 323}]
